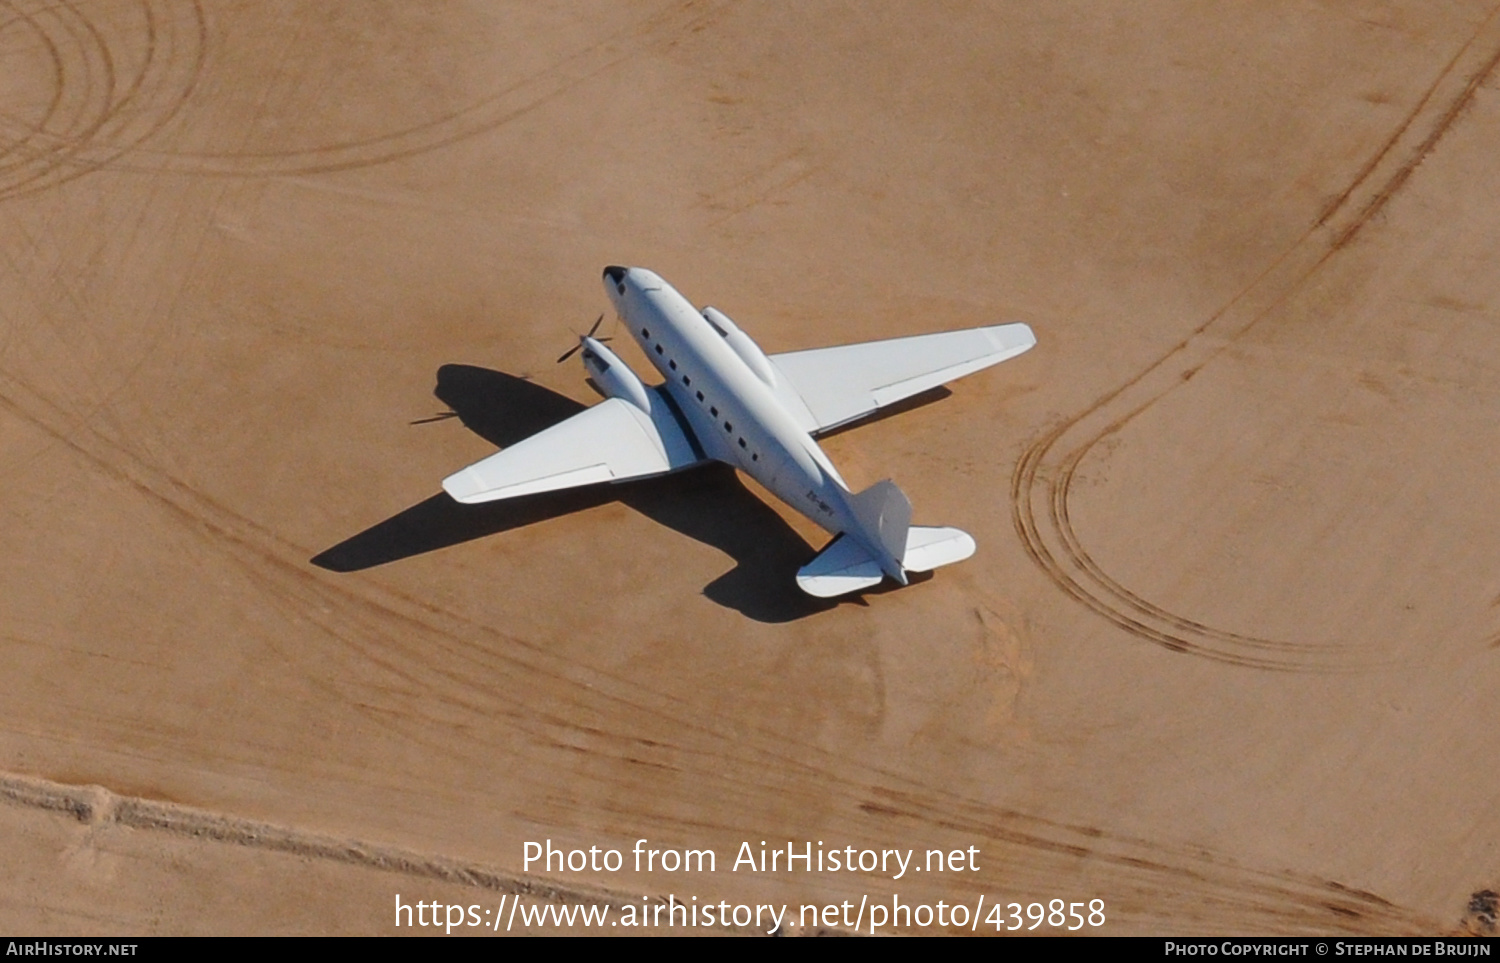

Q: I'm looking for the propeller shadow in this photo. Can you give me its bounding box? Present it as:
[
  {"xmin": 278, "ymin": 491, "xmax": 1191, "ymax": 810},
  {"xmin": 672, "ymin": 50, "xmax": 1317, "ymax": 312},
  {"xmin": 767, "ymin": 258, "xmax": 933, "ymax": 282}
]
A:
[{"xmin": 311, "ymin": 364, "xmax": 846, "ymax": 622}]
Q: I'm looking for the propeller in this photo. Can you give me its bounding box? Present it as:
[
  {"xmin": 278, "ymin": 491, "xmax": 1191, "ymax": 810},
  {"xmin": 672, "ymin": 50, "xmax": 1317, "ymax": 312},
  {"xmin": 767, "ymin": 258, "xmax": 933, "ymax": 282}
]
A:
[{"xmin": 556, "ymin": 314, "xmax": 610, "ymax": 364}]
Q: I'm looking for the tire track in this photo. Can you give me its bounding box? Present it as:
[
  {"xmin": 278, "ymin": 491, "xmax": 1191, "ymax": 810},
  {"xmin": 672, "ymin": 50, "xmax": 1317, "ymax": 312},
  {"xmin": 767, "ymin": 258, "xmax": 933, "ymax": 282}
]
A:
[
  {"xmin": 0, "ymin": 1, "xmax": 70, "ymax": 180},
  {"xmin": 0, "ymin": 770, "xmax": 773, "ymax": 935},
  {"xmin": 1012, "ymin": 5, "xmax": 1500, "ymax": 672},
  {"xmin": 0, "ymin": 0, "xmax": 737, "ymax": 194},
  {"xmin": 0, "ymin": 1, "xmax": 1457, "ymax": 925},
  {"xmin": 0, "ymin": 355, "xmax": 1438, "ymax": 933},
  {"xmin": 0, "ymin": 0, "xmax": 207, "ymax": 201},
  {"xmin": 0, "ymin": 766, "xmax": 1441, "ymax": 934},
  {"xmin": 130, "ymin": 0, "xmax": 736, "ymax": 177}
]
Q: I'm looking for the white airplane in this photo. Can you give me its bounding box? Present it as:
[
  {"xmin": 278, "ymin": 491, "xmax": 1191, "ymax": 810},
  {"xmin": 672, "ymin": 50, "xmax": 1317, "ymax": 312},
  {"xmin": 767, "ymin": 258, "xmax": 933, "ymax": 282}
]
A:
[{"xmin": 442, "ymin": 267, "xmax": 1035, "ymax": 598}]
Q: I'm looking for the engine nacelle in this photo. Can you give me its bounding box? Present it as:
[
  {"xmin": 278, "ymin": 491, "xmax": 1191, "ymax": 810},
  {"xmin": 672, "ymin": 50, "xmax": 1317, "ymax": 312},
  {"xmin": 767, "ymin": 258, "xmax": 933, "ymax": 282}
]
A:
[
  {"xmin": 579, "ymin": 338, "xmax": 652, "ymax": 413},
  {"xmin": 702, "ymin": 306, "xmax": 777, "ymax": 387}
]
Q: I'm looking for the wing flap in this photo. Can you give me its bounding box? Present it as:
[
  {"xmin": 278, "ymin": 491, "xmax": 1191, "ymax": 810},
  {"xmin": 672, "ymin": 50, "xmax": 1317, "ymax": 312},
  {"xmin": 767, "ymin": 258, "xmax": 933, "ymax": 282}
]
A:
[
  {"xmin": 443, "ymin": 396, "xmax": 699, "ymax": 504},
  {"xmin": 770, "ymin": 322, "xmax": 1036, "ymax": 434}
]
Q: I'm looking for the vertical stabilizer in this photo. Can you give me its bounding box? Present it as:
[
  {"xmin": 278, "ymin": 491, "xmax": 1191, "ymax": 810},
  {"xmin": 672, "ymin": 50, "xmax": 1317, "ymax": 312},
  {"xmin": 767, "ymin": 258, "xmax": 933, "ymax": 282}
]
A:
[{"xmin": 847, "ymin": 479, "xmax": 912, "ymax": 580}]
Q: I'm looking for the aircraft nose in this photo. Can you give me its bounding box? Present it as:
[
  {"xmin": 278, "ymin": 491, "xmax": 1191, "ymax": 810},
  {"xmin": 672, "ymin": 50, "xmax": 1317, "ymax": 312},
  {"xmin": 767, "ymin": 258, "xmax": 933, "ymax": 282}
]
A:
[{"xmin": 603, "ymin": 266, "xmax": 627, "ymax": 285}]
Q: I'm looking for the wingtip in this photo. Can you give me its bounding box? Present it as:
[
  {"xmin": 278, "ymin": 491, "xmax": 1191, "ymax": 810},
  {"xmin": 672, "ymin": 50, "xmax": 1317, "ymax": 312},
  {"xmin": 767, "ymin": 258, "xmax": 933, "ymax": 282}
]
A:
[
  {"xmin": 441, "ymin": 469, "xmax": 482, "ymax": 504},
  {"xmin": 983, "ymin": 321, "xmax": 1037, "ymax": 353}
]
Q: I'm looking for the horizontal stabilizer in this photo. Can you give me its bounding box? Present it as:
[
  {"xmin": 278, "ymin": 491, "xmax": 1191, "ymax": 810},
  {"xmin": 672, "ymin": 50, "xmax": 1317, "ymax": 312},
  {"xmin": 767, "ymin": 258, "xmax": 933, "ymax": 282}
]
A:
[
  {"xmin": 903, "ymin": 526, "xmax": 976, "ymax": 572},
  {"xmin": 796, "ymin": 535, "xmax": 884, "ymax": 598}
]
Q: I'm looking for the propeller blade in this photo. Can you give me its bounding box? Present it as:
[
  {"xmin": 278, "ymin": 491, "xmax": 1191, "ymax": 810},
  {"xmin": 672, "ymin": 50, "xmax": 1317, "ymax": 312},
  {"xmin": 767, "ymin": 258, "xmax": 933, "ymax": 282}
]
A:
[{"xmin": 558, "ymin": 315, "xmax": 607, "ymax": 363}]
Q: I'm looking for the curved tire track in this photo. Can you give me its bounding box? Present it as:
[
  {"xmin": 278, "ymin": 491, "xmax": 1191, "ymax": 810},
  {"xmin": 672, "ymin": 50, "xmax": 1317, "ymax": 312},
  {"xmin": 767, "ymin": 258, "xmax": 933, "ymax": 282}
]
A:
[
  {"xmin": 1013, "ymin": 6, "xmax": 1500, "ymax": 672},
  {"xmin": 0, "ymin": 0, "xmax": 207, "ymax": 201},
  {"xmin": 0, "ymin": 0, "xmax": 736, "ymax": 194},
  {"xmin": 0, "ymin": 1, "xmax": 1457, "ymax": 927},
  {"xmin": 0, "ymin": 359, "xmax": 1440, "ymax": 933}
]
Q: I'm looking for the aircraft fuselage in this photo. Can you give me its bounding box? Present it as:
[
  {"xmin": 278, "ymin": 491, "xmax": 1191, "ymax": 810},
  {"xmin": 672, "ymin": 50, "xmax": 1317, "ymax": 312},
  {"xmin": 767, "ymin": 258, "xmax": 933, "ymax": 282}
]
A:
[{"xmin": 598, "ymin": 266, "xmax": 902, "ymax": 579}]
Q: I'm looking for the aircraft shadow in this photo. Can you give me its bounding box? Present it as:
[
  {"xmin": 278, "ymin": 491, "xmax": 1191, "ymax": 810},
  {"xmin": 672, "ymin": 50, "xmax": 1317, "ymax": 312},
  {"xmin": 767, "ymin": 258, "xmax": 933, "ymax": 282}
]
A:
[{"xmin": 311, "ymin": 364, "xmax": 912, "ymax": 623}]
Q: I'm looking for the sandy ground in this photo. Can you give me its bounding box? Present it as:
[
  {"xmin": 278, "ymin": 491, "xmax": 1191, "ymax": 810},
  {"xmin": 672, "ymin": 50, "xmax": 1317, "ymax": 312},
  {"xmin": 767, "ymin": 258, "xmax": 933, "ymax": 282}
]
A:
[{"xmin": 1, "ymin": 0, "xmax": 1498, "ymax": 937}]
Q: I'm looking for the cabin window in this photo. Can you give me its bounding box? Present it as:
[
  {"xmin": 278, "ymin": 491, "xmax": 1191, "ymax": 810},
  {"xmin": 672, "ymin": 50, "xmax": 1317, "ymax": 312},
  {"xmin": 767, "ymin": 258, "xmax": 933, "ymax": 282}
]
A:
[
  {"xmin": 682, "ymin": 376, "xmax": 690, "ymax": 386},
  {"xmin": 710, "ymin": 406, "xmax": 718, "ymax": 416},
  {"xmin": 641, "ymin": 328, "xmax": 649, "ymax": 338},
  {"xmin": 696, "ymin": 391, "xmax": 704, "ymax": 401},
  {"xmin": 655, "ymin": 345, "xmax": 663, "ymax": 355},
  {"xmin": 738, "ymin": 438, "xmax": 747, "ymax": 448},
  {"xmin": 752, "ymin": 453, "xmax": 759, "ymax": 461},
  {"xmin": 669, "ymin": 360, "xmax": 677, "ymax": 370},
  {"xmin": 724, "ymin": 421, "xmax": 732, "ymax": 431}
]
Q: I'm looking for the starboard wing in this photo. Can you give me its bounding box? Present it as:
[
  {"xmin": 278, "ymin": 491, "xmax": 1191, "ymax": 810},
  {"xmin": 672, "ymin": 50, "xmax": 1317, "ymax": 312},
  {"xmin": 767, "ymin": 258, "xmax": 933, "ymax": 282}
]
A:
[
  {"xmin": 768, "ymin": 322, "xmax": 1035, "ymax": 435},
  {"xmin": 442, "ymin": 391, "xmax": 703, "ymax": 504}
]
